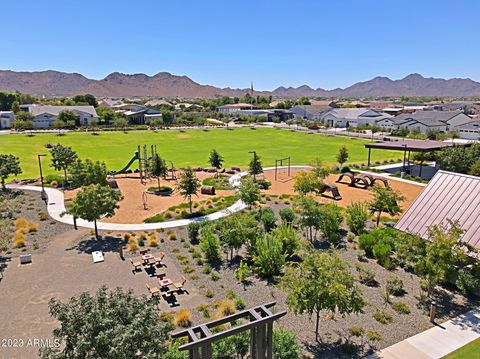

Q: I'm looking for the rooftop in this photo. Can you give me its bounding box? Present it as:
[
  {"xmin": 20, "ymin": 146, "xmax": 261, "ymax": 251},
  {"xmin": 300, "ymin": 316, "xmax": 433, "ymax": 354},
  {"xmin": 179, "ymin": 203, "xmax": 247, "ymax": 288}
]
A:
[{"xmin": 395, "ymin": 170, "xmax": 480, "ymax": 252}]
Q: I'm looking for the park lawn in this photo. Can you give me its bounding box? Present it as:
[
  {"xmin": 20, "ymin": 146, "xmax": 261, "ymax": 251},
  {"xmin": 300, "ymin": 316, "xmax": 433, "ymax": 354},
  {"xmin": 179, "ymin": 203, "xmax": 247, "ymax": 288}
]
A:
[
  {"xmin": 0, "ymin": 127, "xmax": 400, "ymax": 179},
  {"xmin": 442, "ymin": 338, "xmax": 480, "ymax": 358}
]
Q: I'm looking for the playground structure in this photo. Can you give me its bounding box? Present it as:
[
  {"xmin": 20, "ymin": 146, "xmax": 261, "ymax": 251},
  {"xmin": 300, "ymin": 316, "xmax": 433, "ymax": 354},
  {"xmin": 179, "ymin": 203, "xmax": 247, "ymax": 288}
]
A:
[
  {"xmin": 274, "ymin": 157, "xmax": 291, "ymax": 182},
  {"xmin": 112, "ymin": 145, "xmax": 177, "ymax": 184},
  {"xmin": 319, "ymin": 183, "xmax": 342, "ymax": 200},
  {"xmin": 336, "ymin": 172, "xmax": 389, "ymax": 188}
]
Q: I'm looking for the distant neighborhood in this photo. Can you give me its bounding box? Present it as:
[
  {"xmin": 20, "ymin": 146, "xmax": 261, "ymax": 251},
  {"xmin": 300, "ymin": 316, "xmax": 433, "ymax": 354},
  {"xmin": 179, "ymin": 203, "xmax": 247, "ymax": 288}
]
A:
[{"xmin": 1, "ymin": 91, "xmax": 479, "ymax": 141}]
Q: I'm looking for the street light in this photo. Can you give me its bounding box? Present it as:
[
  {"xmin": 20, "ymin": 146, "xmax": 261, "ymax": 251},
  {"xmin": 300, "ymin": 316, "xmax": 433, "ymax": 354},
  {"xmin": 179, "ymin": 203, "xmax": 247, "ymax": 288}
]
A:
[{"xmin": 37, "ymin": 154, "xmax": 47, "ymax": 203}]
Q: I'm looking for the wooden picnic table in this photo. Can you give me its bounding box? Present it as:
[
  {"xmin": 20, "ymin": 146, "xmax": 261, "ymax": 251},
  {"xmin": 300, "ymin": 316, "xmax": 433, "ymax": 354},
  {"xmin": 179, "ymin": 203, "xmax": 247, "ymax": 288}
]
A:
[{"xmin": 159, "ymin": 278, "xmax": 173, "ymax": 288}]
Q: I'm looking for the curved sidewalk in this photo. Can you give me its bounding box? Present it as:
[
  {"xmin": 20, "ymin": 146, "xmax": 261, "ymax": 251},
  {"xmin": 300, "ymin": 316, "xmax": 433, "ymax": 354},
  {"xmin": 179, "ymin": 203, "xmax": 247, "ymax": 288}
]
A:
[{"xmin": 7, "ymin": 166, "xmax": 424, "ymax": 231}]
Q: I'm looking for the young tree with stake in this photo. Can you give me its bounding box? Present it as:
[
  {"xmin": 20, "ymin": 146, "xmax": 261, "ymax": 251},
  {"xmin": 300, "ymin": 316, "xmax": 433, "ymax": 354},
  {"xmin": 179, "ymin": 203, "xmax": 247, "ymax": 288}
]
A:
[
  {"xmin": 50, "ymin": 144, "xmax": 78, "ymax": 186},
  {"xmin": 177, "ymin": 167, "xmax": 201, "ymax": 213},
  {"xmin": 209, "ymin": 149, "xmax": 223, "ymax": 178}
]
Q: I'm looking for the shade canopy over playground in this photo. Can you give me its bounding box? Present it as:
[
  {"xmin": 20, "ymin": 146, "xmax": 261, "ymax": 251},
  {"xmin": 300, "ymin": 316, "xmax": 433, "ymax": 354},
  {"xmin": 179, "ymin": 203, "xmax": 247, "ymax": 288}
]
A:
[
  {"xmin": 395, "ymin": 170, "xmax": 480, "ymax": 254},
  {"xmin": 365, "ymin": 139, "xmax": 460, "ymax": 177}
]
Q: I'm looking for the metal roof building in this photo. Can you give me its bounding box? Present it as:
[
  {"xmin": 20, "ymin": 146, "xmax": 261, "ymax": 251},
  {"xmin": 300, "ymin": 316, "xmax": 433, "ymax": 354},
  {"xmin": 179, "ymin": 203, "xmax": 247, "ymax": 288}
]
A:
[{"xmin": 395, "ymin": 171, "xmax": 480, "ymax": 251}]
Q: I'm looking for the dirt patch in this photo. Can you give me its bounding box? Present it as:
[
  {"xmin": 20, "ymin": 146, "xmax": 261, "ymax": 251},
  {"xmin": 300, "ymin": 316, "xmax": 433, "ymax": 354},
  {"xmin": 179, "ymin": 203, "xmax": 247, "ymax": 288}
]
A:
[{"xmin": 177, "ymin": 133, "xmax": 191, "ymax": 139}]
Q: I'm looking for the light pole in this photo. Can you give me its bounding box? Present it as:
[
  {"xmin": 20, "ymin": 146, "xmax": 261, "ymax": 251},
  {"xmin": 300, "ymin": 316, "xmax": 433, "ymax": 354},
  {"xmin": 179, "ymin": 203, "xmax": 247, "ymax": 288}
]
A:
[
  {"xmin": 37, "ymin": 154, "xmax": 47, "ymax": 203},
  {"xmin": 249, "ymin": 151, "xmax": 257, "ymax": 181}
]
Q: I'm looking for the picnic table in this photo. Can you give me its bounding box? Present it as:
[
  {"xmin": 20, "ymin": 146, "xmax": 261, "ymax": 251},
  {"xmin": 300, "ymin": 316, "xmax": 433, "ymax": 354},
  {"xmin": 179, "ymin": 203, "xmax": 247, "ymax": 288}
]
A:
[
  {"xmin": 159, "ymin": 278, "xmax": 173, "ymax": 288},
  {"xmin": 142, "ymin": 254, "xmax": 154, "ymax": 263}
]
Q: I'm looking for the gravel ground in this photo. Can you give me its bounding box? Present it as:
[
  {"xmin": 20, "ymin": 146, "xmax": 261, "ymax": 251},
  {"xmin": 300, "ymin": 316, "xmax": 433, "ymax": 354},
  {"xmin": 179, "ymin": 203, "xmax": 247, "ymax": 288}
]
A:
[{"xmin": 109, "ymin": 196, "xmax": 480, "ymax": 359}]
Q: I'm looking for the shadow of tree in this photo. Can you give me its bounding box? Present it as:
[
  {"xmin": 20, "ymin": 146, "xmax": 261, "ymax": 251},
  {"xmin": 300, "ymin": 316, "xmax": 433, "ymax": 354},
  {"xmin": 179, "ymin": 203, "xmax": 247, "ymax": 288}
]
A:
[{"xmin": 71, "ymin": 235, "xmax": 127, "ymax": 254}]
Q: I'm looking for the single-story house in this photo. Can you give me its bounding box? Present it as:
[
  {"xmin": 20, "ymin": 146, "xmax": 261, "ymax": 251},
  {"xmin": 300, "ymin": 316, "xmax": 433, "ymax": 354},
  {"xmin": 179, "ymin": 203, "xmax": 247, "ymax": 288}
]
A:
[
  {"xmin": 97, "ymin": 99, "xmax": 125, "ymax": 108},
  {"xmin": 289, "ymin": 105, "xmax": 331, "ymax": 120},
  {"xmin": 20, "ymin": 105, "xmax": 99, "ymax": 127},
  {"xmin": 320, "ymin": 108, "xmax": 392, "ymax": 128},
  {"xmin": 392, "ymin": 111, "xmax": 472, "ymax": 135},
  {"xmin": 217, "ymin": 103, "xmax": 254, "ymax": 114},
  {"xmin": 0, "ymin": 111, "xmax": 14, "ymax": 129},
  {"xmin": 144, "ymin": 99, "xmax": 173, "ymax": 108},
  {"xmin": 455, "ymin": 121, "xmax": 480, "ymax": 141}
]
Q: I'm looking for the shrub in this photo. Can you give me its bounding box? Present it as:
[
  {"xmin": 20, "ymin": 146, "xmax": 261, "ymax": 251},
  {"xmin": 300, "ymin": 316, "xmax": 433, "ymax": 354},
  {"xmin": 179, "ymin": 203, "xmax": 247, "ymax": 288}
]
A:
[
  {"xmin": 210, "ymin": 272, "xmax": 220, "ymax": 281},
  {"xmin": 148, "ymin": 237, "xmax": 159, "ymax": 247},
  {"xmin": 216, "ymin": 300, "xmax": 236, "ymax": 317},
  {"xmin": 196, "ymin": 304, "xmax": 211, "ymax": 318},
  {"xmin": 123, "ymin": 233, "xmax": 131, "ymax": 241},
  {"xmin": 203, "ymin": 265, "xmax": 212, "ymax": 275},
  {"xmin": 358, "ymin": 233, "xmax": 377, "ymax": 257},
  {"xmin": 137, "ymin": 237, "xmax": 145, "ymax": 247},
  {"xmin": 273, "ymin": 327, "xmax": 301, "ymax": 359},
  {"xmin": 188, "ymin": 221, "xmax": 201, "ymax": 243},
  {"xmin": 174, "ymin": 309, "xmax": 192, "ymax": 328},
  {"xmin": 204, "ymin": 290, "xmax": 214, "ymax": 298},
  {"xmin": 386, "ymin": 276, "xmax": 404, "ymax": 296},
  {"xmin": 260, "ymin": 207, "xmax": 276, "ymax": 232},
  {"xmin": 127, "ymin": 241, "xmax": 138, "ymax": 252},
  {"xmin": 13, "ymin": 233, "xmax": 26, "ymax": 248},
  {"xmin": 456, "ymin": 269, "xmax": 480, "ymax": 296},
  {"xmin": 254, "ymin": 234, "xmax": 285, "ymax": 278},
  {"xmin": 235, "ymin": 260, "xmax": 252, "ymax": 285},
  {"xmin": 279, "ymin": 207, "xmax": 295, "ymax": 224},
  {"xmin": 356, "ymin": 263, "xmax": 376, "ymax": 286},
  {"xmin": 27, "ymin": 222, "xmax": 38, "ymax": 233},
  {"xmin": 348, "ymin": 326, "xmax": 365, "ymax": 337},
  {"xmin": 373, "ymin": 310, "xmax": 393, "ymax": 324},
  {"xmin": 346, "ymin": 202, "xmax": 369, "ymax": 235},
  {"xmin": 366, "ymin": 330, "xmax": 382, "ymax": 342},
  {"xmin": 14, "ymin": 217, "xmax": 28, "ymax": 229},
  {"xmin": 225, "ymin": 290, "xmax": 236, "ymax": 300},
  {"xmin": 392, "ymin": 302, "xmax": 410, "ymax": 314},
  {"xmin": 373, "ymin": 242, "xmax": 392, "ymax": 266},
  {"xmin": 199, "ymin": 226, "xmax": 221, "ymax": 263},
  {"xmin": 234, "ymin": 297, "xmax": 246, "ymax": 310},
  {"xmin": 318, "ymin": 203, "xmax": 343, "ymax": 245},
  {"xmin": 38, "ymin": 212, "xmax": 48, "ymax": 221},
  {"xmin": 183, "ymin": 266, "xmax": 195, "ymax": 274},
  {"xmin": 274, "ymin": 223, "xmax": 300, "ymax": 257},
  {"xmin": 257, "ymin": 179, "xmax": 271, "ymax": 190},
  {"xmin": 168, "ymin": 231, "xmax": 177, "ymax": 241}
]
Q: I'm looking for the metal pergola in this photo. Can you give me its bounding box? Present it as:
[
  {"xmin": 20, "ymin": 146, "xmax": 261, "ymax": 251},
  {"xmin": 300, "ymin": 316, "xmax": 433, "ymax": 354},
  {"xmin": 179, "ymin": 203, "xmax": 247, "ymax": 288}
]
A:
[
  {"xmin": 275, "ymin": 157, "xmax": 291, "ymax": 181},
  {"xmin": 171, "ymin": 301, "xmax": 286, "ymax": 359}
]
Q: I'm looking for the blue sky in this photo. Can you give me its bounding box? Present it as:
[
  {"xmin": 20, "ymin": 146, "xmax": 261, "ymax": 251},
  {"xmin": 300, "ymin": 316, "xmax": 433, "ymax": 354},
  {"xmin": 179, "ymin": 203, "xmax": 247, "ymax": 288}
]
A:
[{"xmin": 2, "ymin": 0, "xmax": 479, "ymax": 90}]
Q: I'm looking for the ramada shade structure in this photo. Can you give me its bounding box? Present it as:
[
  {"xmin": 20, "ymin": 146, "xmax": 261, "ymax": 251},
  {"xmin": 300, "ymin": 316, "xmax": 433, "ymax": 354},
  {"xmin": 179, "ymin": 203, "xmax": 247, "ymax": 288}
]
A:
[
  {"xmin": 395, "ymin": 170, "xmax": 480, "ymax": 253},
  {"xmin": 365, "ymin": 139, "xmax": 457, "ymax": 177}
]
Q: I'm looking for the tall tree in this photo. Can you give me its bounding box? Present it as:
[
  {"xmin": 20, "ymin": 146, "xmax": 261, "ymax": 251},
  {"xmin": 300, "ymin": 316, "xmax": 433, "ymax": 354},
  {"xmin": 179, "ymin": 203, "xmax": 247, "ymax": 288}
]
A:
[
  {"xmin": 150, "ymin": 153, "xmax": 167, "ymax": 190},
  {"xmin": 336, "ymin": 145, "xmax": 349, "ymax": 168},
  {"xmin": 293, "ymin": 171, "xmax": 324, "ymax": 195},
  {"xmin": 39, "ymin": 286, "xmax": 171, "ymax": 359},
  {"xmin": 208, "ymin": 149, "xmax": 224, "ymax": 177},
  {"xmin": 177, "ymin": 167, "xmax": 201, "ymax": 213},
  {"xmin": 280, "ymin": 249, "xmax": 364, "ymax": 342},
  {"xmin": 369, "ymin": 185, "xmax": 405, "ymax": 226},
  {"xmin": 248, "ymin": 152, "xmax": 263, "ymax": 181},
  {"xmin": 50, "ymin": 144, "xmax": 78, "ymax": 185},
  {"xmin": 238, "ymin": 176, "xmax": 260, "ymax": 208},
  {"xmin": 293, "ymin": 195, "xmax": 321, "ymax": 242},
  {"xmin": 68, "ymin": 184, "xmax": 121, "ymax": 239},
  {"xmin": 0, "ymin": 154, "xmax": 22, "ymax": 190},
  {"xmin": 57, "ymin": 110, "xmax": 80, "ymax": 127},
  {"xmin": 70, "ymin": 159, "xmax": 108, "ymax": 188}
]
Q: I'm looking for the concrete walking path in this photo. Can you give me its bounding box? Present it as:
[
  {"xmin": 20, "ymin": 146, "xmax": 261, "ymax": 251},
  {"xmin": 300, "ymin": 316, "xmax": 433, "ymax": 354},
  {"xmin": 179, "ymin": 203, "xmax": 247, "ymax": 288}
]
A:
[{"xmin": 368, "ymin": 307, "xmax": 480, "ymax": 359}]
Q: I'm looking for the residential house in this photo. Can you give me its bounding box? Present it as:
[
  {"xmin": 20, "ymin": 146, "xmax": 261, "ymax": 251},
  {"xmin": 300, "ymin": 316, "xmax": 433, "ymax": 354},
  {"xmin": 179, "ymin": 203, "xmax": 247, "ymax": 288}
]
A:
[
  {"xmin": 320, "ymin": 108, "xmax": 392, "ymax": 128},
  {"xmin": 97, "ymin": 99, "xmax": 125, "ymax": 108},
  {"xmin": 145, "ymin": 99, "xmax": 173, "ymax": 108},
  {"xmin": 20, "ymin": 105, "xmax": 99, "ymax": 127},
  {"xmin": 217, "ymin": 103, "xmax": 254, "ymax": 114},
  {"xmin": 0, "ymin": 111, "xmax": 14, "ymax": 129},
  {"xmin": 114, "ymin": 104, "xmax": 162, "ymax": 125},
  {"xmin": 455, "ymin": 120, "xmax": 480, "ymax": 140},
  {"xmin": 392, "ymin": 111, "xmax": 472, "ymax": 135},
  {"xmin": 289, "ymin": 105, "xmax": 331, "ymax": 120}
]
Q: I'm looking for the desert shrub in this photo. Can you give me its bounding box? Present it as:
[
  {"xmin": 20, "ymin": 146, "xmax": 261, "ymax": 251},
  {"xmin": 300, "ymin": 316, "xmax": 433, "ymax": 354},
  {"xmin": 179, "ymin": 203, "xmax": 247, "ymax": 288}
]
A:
[
  {"xmin": 183, "ymin": 266, "xmax": 195, "ymax": 274},
  {"xmin": 273, "ymin": 327, "xmax": 301, "ymax": 359},
  {"xmin": 356, "ymin": 263, "xmax": 377, "ymax": 286},
  {"xmin": 235, "ymin": 260, "xmax": 252, "ymax": 285},
  {"xmin": 358, "ymin": 233, "xmax": 377, "ymax": 257},
  {"xmin": 386, "ymin": 276, "xmax": 404, "ymax": 296},
  {"xmin": 279, "ymin": 207, "xmax": 296, "ymax": 224},
  {"xmin": 373, "ymin": 242, "xmax": 393, "ymax": 266},
  {"xmin": 359, "ymin": 227, "xmax": 397, "ymax": 259},
  {"xmin": 196, "ymin": 304, "xmax": 211, "ymax": 318},
  {"xmin": 348, "ymin": 326, "xmax": 365, "ymax": 337},
  {"xmin": 188, "ymin": 221, "xmax": 201, "ymax": 243},
  {"xmin": 234, "ymin": 297, "xmax": 246, "ymax": 310},
  {"xmin": 210, "ymin": 272, "xmax": 220, "ymax": 281},
  {"xmin": 273, "ymin": 223, "xmax": 300, "ymax": 257},
  {"xmin": 257, "ymin": 179, "xmax": 271, "ymax": 190},
  {"xmin": 391, "ymin": 302, "xmax": 410, "ymax": 314},
  {"xmin": 123, "ymin": 233, "xmax": 131, "ymax": 241},
  {"xmin": 260, "ymin": 207, "xmax": 276, "ymax": 232},
  {"xmin": 127, "ymin": 240, "xmax": 138, "ymax": 252},
  {"xmin": 174, "ymin": 309, "xmax": 192, "ymax": 328},
  {"xmin": 456, "ymin": 269, "xmax": 480, "ymax": 296},
  {"xmin": 13, "ymin": 232, "xmax": 26, "ymax": 248},
  {"xmin": 318, "ymin": 203, "xmax": 343, "ymax": 245},
  {"xmin": 366, "ymin": 330, "xmax": 382, "ymax": 342},
  {"xmin": 253, "ymin": 234, "xmax": 285, "ymax": 278},
  {"xmin": 199, "ymin": 226, "xmax": 221, "ymax": 263},
  {"xmin": 204, "ymin": 290, "xmax": 214, "ymax": 298},
  {"xmin": 38, "ymin": 212, "xmax": 48, "ymax": 221},
  {"xmin": 373, "ymin": 309, "xmax": 393, "ymax": 324},
  {"xmin": 168, "ymin": 231, "xmax": 177, "ymax": 241},
  {"xmin": 225, "ymin": 290, "xmax": 236, "ymax": 300},
  {"xmin": 203, "ymin": 265, "xmax": 212, "ymax": 275},
  {"xmin": 137, "ymin": 237, "xmax": 145, "ymax": 246},
  {"xmin": 346, "ymin": 202, "xmax": 369, "ymax": 235},
  {"xmin": 215, "ymin": 300, "xmax": 236, "ymax": 317},
  {"xmin": 27, "ymin": 222, "xmax": 38, "ymax": 233},
  {"xmin": 148, "ymin": 237, "xmax": 159, "ymax": 247},
  {"xmin": 14, "ymin": 217, "xmax": 28, "ymax": 229}
]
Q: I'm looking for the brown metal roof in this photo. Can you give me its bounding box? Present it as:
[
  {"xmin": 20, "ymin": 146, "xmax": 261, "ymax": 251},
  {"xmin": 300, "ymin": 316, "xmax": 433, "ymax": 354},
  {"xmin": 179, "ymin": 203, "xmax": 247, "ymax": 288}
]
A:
[
  {"xmin": 365, "ymin": 140, "xmax": 455, "ymax": 152},
  {"xmin": 395, "ymin": 171, "xmax": 480, "ymax": 251}
]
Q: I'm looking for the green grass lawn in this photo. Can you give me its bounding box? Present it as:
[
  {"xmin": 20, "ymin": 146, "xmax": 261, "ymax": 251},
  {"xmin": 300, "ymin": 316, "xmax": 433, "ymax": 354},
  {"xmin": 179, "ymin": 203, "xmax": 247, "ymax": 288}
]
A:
[
  {"xmin": 0, "ymin": 127, "xmax": 400, "ymax": 179},
  {"xmin": 443, "ymin": 338, "xmax": 480, "ymax": 358}
]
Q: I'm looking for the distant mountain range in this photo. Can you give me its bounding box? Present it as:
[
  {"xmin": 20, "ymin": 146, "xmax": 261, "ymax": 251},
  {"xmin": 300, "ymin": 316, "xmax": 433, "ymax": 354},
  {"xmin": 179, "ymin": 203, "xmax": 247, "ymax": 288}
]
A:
[{"xmin": 1, "ymin": 70, "xmax": 480, "ymax": 98}]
